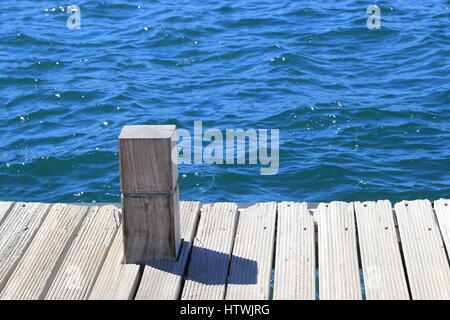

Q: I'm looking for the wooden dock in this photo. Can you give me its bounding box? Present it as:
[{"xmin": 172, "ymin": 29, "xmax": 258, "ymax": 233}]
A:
[{"xmin": 0, "ymin": 199, "xmax": 448, "ymax": 300}]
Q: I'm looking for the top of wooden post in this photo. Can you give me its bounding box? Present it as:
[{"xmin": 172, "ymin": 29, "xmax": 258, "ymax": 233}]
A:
[
  {"xmin": 119, "ymin": 125, "xmax": 176, "ymax": 140},
  {"xmin": 119, "ymin": 125, "xmax": 178, "ymax": 194}
]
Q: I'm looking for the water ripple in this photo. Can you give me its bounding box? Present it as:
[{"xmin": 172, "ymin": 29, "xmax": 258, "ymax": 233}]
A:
[{"xmin": 0, "ymin": 0, "xmax": 449, "ymax": 203}]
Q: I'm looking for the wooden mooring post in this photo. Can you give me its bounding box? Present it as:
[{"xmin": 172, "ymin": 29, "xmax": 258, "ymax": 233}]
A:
[{"xmin": 119, "ymin": 125, "xmax": 180, "ymax": 263}]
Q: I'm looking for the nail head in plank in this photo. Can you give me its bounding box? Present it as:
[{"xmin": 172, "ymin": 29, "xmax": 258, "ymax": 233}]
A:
[
  {"xmin": 273, "ymin": 202, "xmax": 315, "ymax": 300},
  {"xmin": 135, "ymin": 201, "xmax": 201, "ymax": 300},
  {"xmin": 181, "ymin": 202, "xmax": 239, "ymax": 300},
  {"xmin": 354, "ymin": 201, "xmax": 409, "ymax": 300},
  {"xmin": 45, "ymin": 205, "xmax": 120, "ymax": 300},
  {"xmin": 318, "ymin": 201, "xmax": 362, "ymax": 300},
  {"xmin": 226, "ymin": 202, "xmax": 276, "ymax": 300},
  {"xmin": 395, "ymin": 200, "xmax": 450, "ymax": 300},
  {"xmin": 0, "ymin": 204, "xmax": 89, "ymax": 300}
]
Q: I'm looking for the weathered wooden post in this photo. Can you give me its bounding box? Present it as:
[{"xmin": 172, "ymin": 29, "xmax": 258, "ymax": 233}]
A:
[{"xmin": 119, "ymin": 125, "xmax": 180, "ymax": 263}]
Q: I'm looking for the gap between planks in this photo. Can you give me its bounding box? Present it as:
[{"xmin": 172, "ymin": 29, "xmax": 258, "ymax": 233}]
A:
[
  {"xmin": 181, "ymin": 202, "xmax": 239, "ymax": 300},
  {"xmin": 225, "ymin": 202, "xmax": 277, "ymax": 300},
  {"xmin": 0, "ymin": 204, "xmax": 89, "ymax": 300},
  {"xmin": 395, "ymin": 200, "xmax": 450, "ymax": 300},
  {"xmin": 45, "ymin": 205, "xmax": 121, "ymax": 300}
]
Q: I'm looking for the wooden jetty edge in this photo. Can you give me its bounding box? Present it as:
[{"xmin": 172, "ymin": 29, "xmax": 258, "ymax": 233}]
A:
[{"xmin": 0, "ymin": 125, "xmax": 448, "ymax": 300}]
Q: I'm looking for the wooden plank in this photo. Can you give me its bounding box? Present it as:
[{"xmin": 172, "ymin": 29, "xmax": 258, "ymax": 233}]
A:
[
  {"xmin": 135, "ymin": 201, "xmax": 201, "ymax": 300},
  {"xmin": 181, "ymin": 202, "xmax": 238, "ymax": 300},
  {"xmin": 45, "ymin": 205, "xmax": 120, "ymax": 300},
  {"xmin": 88, "ymin": 229, "xmax": 141, "ymax": 300},
  {"xmin": 354, "ymin": 201, "xmax": 409, "ymax": 300},
  {"xmin": 225, "ymin": 202, "xmax": 276, "ymax": 300},
  {"xmin": 273, "ymin": 202, "xmax": 315, "ymax": 300},
  {"xmin": 434, "ymin": 199, "xmax": 450, "ymax": 254},
  {"xmin": 395, "ymin": 200, "xmax": 450, "ymax": 300},
  {"xmin": 0, "ymin": 201, "xmax": 13, "ymax": 226},
  {"xmin": 0, "ymin": 202, "xmax": 51, "ymax": 291},
  {"xmin": 0, "ymin": 204, "xmax": 88, "ymax": 300},
  {"xmin": 91, "ymin": 201, "xmax": 200, "ymax": 300},
  {"xmin": 318, "ymin": 201, "xmax": 361, "ymax": 300}
]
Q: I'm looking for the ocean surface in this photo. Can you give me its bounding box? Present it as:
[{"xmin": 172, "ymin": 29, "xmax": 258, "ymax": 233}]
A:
[{"xmin": 0, "ymin": 1, "xmax": 449, "ymax": 204}]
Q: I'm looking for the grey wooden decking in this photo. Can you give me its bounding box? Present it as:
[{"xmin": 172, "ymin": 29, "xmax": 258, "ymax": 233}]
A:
[{"xmin": 0, "ymin": 199, "xmax": 449, "ymax": 300}]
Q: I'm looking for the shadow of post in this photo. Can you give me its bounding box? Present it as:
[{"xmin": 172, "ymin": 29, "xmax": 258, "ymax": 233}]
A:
[{"xmin": 142, "ymin": 240, "xmax": 258, "ymax": 285}]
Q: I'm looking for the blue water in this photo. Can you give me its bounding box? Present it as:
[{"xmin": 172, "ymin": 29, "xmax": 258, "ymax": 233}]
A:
[{"xmin": 0, "ymin": 1, "xmax": 449, "ymax": 203}]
